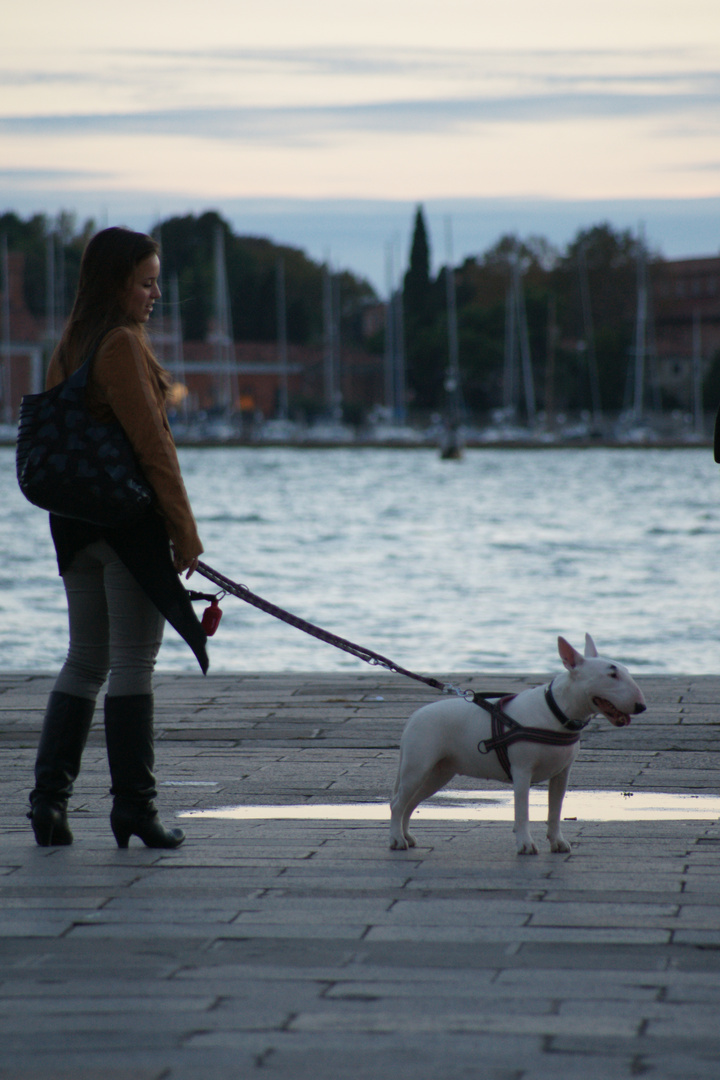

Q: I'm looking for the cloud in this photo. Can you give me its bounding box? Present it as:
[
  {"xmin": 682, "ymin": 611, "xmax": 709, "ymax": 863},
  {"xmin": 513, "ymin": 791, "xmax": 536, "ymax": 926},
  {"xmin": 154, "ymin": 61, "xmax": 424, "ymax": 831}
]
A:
[
  {"xmin": 0, "ymin": 168, "xmax": 110, "ymax": 182},
  {"xmin": 126, "ymin": 42, "xmax": 716, "ymax": 79},
  {"xmin": 0, "ymin": 71, "xmax": 105, "ymax": 88},
  {"xmin": 675, "ymin": 160, "xmax": 720, "ymax": 172},
  {"xmin": 1, "ymin": 82, "xmax": 718, "ymax": 146},
  {"xmin": 2, "ymin": 41, "xmax": 717, "ymax": 211},
  {"xmin": 2, "ymin": 42, "xmax": 717, "ymax": 127}
]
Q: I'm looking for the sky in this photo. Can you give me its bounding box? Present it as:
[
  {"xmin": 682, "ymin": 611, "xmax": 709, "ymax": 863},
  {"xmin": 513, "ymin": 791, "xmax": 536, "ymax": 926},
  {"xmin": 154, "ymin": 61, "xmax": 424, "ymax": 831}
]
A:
[{"xmin": 2, "ymin": 0, "xmax": 720, "ymax": 292}]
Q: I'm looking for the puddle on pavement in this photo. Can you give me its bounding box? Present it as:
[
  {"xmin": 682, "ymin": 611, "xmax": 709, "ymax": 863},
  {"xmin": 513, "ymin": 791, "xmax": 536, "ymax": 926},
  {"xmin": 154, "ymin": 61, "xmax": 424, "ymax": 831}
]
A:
[{"xmin": 178, "ymin": 790, "xmax": 720, "ymax": 822}]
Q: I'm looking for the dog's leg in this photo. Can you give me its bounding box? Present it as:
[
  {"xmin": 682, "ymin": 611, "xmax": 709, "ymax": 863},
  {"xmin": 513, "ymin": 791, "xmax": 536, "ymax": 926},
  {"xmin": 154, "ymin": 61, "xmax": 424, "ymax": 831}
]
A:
[
  {"xmin": 389, "ymin": 784, "xmax": 416, "ymax": 850},
  {"xmin": 547, "ymin": 767, "xmax": 572, "ymax": 853},
  {"xmin": 389, "ymin": 763, "xmax": 426, "ymax": 850},
  {"xmin": 512, "ymin": 768, "xmax": 537, "ymax": 855},
  {"xmin": 390, "ymin": 761, "xmax": 455, "ymax": 850},
  {"xmin": 389, "ymin": 745, "xmax": 416, "ymax": 849}
]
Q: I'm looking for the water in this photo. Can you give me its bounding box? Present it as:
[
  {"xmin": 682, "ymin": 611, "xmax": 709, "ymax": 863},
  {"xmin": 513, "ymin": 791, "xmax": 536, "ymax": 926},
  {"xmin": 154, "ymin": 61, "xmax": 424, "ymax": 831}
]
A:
[{"xmin": 2, "ymin": 445, "xmax": 719, "ymax": 675}]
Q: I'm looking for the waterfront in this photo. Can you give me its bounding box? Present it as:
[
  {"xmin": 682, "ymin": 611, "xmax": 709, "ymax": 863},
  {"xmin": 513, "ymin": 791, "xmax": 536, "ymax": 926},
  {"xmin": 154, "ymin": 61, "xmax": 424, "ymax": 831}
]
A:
[{"xmin": 2, "ymin": 445, "xmax": 719, "ymax": 675}]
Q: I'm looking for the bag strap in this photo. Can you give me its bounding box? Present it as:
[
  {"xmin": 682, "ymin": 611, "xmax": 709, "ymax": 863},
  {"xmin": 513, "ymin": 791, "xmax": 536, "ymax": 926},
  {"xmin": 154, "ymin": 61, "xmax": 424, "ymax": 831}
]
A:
[{"xmin": 60, "ymin": 335, "xmax": 107, "ymax": 392}]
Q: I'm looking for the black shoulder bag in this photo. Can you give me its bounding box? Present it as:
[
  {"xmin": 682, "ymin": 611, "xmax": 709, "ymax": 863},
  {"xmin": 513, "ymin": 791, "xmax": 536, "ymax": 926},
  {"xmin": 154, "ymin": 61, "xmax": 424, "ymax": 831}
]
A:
[{"xmin": 16, "ymin": 340, "xmax": 154, "ymax": 529}]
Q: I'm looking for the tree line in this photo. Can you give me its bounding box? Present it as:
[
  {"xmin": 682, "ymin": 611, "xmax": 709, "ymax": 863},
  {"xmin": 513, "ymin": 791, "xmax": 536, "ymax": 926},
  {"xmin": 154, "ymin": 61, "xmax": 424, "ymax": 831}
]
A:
[
  {"xmin": 2, "ymin": 206, "xmax": 713, "ymax": 420},
  {"xmin": 0, "ymin": 210, "xmax": 376, "ymax": 351},
  {"xmin": 402, "ymin": 206, "xmax": 672, "ymax": 418}
]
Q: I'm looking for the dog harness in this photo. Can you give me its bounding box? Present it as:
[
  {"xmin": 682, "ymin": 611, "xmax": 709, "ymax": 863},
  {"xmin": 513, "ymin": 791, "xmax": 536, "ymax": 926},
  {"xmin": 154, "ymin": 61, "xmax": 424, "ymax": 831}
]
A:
[{"xmin": 472, "ymin": 682, "xmax": 588, "ymax": 781}]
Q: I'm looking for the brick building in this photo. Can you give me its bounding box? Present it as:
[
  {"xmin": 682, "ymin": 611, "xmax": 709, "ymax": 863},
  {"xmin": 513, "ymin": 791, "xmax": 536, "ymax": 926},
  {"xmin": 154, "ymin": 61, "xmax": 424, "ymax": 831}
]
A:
[
  {"xmin": 151, "ymin": 337, "xmax": 384, "ymax": 422},
  {"xmin": 0, "ymin": 252, "xmax": 384, "ymax": 425},
  {"xmin": 652, "ymin": 255, "xmax": 720, "ymax": 410},
  {"xmin": 0, "ymin": 252, "xmax": 45, "ymax": 421}
]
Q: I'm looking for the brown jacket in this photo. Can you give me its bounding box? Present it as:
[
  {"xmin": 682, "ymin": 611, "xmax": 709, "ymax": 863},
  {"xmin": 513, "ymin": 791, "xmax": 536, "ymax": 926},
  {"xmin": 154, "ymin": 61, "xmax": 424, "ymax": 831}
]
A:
[{"xmin": 47, "ymin": 327, "xmax": 202, "ymax": 563}]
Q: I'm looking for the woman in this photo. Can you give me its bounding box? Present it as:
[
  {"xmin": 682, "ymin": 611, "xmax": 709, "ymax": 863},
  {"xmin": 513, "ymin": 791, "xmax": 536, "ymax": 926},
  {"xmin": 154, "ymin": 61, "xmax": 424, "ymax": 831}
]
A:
[{"xmin": 28, "ymin": 226, "xmax": 208, "ymax": 849}]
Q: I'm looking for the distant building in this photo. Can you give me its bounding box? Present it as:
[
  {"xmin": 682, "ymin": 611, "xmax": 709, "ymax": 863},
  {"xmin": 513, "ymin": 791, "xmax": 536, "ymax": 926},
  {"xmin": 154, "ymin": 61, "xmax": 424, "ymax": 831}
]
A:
[
  {"xmin": 652, "ymin": 256, "xmax": 720, "ymax": 411},
  {"xmin": 0, "ymin": 252, "xmax": 45, "ymax": 421},
  {"xmin": 0, "ymin": 250, "xmax": 384, "ymax": 425},
  {"xmin": 151, "ymin": 337, "xmax": 384, "ymax": 423}
]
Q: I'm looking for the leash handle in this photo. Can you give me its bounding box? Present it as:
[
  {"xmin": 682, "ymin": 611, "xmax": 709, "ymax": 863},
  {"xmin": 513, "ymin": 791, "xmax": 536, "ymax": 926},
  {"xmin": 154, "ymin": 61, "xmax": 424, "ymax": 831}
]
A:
[{"xmin": 195, "ymin": 561, "xmax": 454, "ymax": 695}]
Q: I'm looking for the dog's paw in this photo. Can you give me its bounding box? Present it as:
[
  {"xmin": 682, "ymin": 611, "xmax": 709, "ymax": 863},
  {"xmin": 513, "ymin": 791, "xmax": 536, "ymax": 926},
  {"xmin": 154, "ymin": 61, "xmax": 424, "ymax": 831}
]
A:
[
  {"xmin": 389, "ymin": 831, "xmax": 417, "ymax": 851},
  {"xmin": 549, "ymin": 837, "xmax": 571, "ymax": 853},
  {"xmin": 516, "ymin": 839, "xmax": 539, "ymax": 855}
]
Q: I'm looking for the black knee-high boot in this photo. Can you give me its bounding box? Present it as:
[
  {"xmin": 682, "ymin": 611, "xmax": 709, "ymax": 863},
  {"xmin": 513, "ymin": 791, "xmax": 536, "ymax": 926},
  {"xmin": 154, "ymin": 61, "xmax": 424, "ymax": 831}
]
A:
[
  {"xmin": 104, "ymin": 694, "xmax": 184, "ymax": 849},
  {"xmin": 28, "ymin": 691, "xmax": 95, "ymax": 846}
]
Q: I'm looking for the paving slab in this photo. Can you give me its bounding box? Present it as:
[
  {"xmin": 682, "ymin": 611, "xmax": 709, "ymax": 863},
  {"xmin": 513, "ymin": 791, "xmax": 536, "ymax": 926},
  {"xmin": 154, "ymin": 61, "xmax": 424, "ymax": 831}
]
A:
[{"xmin": 2, "ymin": 670, "xmax": 720, "ymax": 1078}]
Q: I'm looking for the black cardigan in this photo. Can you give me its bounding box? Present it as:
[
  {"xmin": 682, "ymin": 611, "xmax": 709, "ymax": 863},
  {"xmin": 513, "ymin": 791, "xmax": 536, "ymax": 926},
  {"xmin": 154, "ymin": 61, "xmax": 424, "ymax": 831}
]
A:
[{"xmin": 50, "ymin": 509, "xmax": 209, "ymax": 674}]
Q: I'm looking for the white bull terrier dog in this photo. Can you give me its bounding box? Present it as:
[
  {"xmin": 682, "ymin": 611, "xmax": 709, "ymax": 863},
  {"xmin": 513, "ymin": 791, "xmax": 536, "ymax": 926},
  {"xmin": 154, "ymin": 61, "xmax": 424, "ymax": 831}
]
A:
[{"xmin": 390, "ymin": 634, "xmax": 646, "ymax": 855}]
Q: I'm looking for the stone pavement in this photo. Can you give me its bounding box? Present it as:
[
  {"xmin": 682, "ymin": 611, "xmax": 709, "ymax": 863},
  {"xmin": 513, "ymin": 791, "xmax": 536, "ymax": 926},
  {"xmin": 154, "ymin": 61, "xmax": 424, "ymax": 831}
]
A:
[{"xmin": 1, "ymin": 669, "xmax": 720, "ymax": 1080}]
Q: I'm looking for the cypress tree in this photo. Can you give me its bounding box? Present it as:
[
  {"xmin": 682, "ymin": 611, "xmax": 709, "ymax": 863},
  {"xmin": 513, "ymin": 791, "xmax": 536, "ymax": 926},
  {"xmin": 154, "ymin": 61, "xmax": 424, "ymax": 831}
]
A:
[
  {"xmin": 402, "ymin": 206, "xmax": 443, "ymax": 409},
  {"xmin": 404, "ymin": 206, "xmax": 431, "ymax": 323}
]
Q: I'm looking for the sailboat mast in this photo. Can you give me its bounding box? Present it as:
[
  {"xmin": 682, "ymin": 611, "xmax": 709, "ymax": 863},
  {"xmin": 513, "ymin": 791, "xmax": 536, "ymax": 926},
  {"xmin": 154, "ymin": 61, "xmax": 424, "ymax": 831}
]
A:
[
  {"xmin": 170, "ymin": 274, "xmax": 187, "ymax": 420},
  {"xmin": 45, "ymin": 231, "xmax": 57, "ymax": 347},
  {"xmin": 513, "ymin": 260, "xmax": 536, "ymax": 426},
  {"xmin": 1, "ymin": 234, "xmax": 11, "ymax": 423},
  {"xmin": 693, "ymin": 310, "xmax": 703, "ymax": 437},
  {"xmin": 213, "ymin": 225, "xmax": 236, "ymax": 411},
  {"xmin": 393, "ymin": 285, "xmax": 406, "ymax": 423},
  {"xmin": 384, "ymin": 244, "xmax": 397, "ymax": 417},
  {"xmin": 444, "ymin": 218, "xmax": 461, "ymax": 426},
  {"xmin": 503, "ymin": 279, "xmax": 516, "ymax": 412},
  {"xmin": 276, "ymin": 257, "xmax": 289, "ymax": 421},
  {"xmin": 322, "ymin": 261, "xmax": 341, "ymax": 419},
  {"xmin": 577, "ymin": 241, "xmax": 602, "ymax": 425},
  {"xmin": 544, "ymin": 293, "xmax": 557, "ymax": 432},
  {"xmin": 633, "ymin": 231, "xmax": 648, "ymax": 420}
]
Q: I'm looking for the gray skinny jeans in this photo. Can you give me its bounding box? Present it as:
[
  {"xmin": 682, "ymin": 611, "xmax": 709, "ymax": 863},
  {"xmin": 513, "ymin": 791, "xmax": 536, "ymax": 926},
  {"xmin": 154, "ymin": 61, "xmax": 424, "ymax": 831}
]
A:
[{"xmin": 53, "ymin": 540, "xmax": 165, "ymax": 700}]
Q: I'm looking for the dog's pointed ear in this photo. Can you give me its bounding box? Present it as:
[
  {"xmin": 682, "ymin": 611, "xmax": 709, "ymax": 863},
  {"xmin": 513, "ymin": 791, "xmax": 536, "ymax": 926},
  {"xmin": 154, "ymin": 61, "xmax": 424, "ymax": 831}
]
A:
[
  {"xmin": 584, "ymin": 633, "xmax": 598, "ymax": 658},
  {"xmin": 558, "ymin": 636, "xmax": 583, "ymax": 670}
]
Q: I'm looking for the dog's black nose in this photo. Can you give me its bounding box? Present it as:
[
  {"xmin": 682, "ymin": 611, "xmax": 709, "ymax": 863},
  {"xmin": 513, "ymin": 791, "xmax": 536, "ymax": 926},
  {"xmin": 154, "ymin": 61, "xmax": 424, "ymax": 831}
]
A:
[{"xmin": 634, "ymin": 702, "xmax": 647, "ymax": 714}]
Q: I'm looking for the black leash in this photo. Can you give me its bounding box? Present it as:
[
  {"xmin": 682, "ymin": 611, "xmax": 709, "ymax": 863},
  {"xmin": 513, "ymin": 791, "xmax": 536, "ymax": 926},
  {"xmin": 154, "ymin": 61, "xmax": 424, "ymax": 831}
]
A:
[
  {"xmin": 194, "ymin": 561, "xmax": 489, "ymax": 700},
  {"xmin": 192, "ymin": 562, "xmax": 589, "ymax": 778}
]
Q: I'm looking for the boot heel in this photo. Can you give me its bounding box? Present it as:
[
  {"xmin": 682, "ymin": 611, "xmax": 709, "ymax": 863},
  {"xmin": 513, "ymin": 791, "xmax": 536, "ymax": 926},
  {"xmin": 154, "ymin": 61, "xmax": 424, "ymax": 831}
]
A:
[
  {"xmin": 110, "ymin": 805, "xmax": 184, "ymax": 850},
  {"xmin": 28, "ymin": 804, "xmax": 73, "ymax": 846},
  {"xmin": 110, "ymin": 814, "xmax": 132, "ymax": 848}
]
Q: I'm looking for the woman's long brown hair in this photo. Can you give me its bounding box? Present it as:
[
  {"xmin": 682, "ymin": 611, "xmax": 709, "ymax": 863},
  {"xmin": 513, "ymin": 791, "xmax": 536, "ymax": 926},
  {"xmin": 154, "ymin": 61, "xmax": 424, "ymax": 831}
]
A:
[{"xmin": 52, "ymin": 226, "xmax": 172, "ymax": 397}]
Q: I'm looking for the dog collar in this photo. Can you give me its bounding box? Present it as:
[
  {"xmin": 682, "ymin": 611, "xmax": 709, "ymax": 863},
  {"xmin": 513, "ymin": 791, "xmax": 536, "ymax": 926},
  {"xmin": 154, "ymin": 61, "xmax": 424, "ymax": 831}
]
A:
[{"xmin": 544, "ymin": 682, "xmax": 591, "ymax": 732}]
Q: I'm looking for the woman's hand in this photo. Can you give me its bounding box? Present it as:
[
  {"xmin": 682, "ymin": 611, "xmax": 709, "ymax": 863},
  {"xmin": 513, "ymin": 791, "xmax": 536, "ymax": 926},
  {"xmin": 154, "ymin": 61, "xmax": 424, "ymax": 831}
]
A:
[{"xmin": 172, "ymin": 550, "xmax": 200, "ymax": 578}]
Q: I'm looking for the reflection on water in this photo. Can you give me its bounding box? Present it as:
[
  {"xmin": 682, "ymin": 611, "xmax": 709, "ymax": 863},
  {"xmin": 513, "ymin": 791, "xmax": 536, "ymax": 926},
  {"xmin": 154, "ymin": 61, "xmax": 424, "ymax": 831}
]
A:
[{"xmin": 179, "ymin": 790, "xmax": 720, "ymax": 822}]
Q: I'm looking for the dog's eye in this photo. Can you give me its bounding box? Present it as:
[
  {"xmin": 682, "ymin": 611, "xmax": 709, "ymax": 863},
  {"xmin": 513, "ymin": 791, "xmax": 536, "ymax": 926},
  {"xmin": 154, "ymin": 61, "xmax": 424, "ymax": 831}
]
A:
[{"xmin": 608, "ymin": 665, "xmax": 619, "ymax": 679}]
